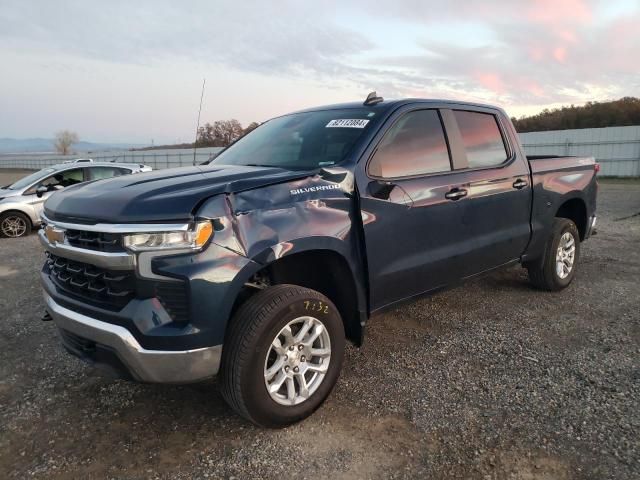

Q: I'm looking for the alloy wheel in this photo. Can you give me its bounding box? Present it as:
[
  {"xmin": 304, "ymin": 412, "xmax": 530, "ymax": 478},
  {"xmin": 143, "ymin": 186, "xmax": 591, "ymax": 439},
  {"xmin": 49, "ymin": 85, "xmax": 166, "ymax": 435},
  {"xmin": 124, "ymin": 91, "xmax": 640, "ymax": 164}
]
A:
[
  {"xmin": 1, "ymin": 216, "xmax": 27, "ymax": 237},
  {"xmin": 264, "ymin": 316, "xmax": 331, "ymax": 406},
  {"xmin": 555, "ymin": 231, "xmax": 576, "ymax": 279}
]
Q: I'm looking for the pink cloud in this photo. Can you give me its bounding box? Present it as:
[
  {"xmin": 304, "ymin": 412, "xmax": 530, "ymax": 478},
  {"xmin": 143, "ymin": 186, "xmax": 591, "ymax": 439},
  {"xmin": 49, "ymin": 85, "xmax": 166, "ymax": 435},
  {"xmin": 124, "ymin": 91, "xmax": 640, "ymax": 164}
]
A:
[
  {"xmin": 525, "ymin": 0, "xmax": 592, "ymax": 25},
  {"xmin": 557, "ymin": 29, "xmax": 578, "ymax": 43},
  {"xmin": 351, "ymin": 0, "xmax": 639, "ymax": 108},
  {"xmin": 474, "ymin": 72, "xmax": 505, "ymax": 94},
  {"xmin": 524, "ymin": 81, "xmax": 545, "ymax": 98},
  {"xmin": 528, "ymin": 46, "xmax": 545, "ymax": 61},
  {"xmin": 553, "ymin": 46, "xmax": 567, "ymax": 62}
]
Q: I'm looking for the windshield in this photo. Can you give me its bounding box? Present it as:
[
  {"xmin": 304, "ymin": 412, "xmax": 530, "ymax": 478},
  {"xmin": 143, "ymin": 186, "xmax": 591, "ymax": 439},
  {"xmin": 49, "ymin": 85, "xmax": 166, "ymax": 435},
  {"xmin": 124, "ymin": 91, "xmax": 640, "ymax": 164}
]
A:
[
  {"xmin": 7, "ymin": 168, "xmax": 56, "ymax": 190},
  {"xmin": 211, "ymin": 108, "xmax": 376, "ymax": 170}
]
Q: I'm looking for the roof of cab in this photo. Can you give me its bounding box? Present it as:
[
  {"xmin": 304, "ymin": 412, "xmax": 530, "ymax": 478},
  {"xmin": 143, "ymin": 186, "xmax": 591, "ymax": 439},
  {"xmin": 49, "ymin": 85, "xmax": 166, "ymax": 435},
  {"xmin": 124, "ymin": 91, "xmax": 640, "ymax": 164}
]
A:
[
  {"xmin": 49, "ymin": 162, "xmax": 146, "ymax": 171},
  {"xmin": 292, "ymin": 99, "xmax": 403, "ymax": 115},
  {"xmin": 291, "ymin": 98, "xmax": 507, "ymax": 116}
]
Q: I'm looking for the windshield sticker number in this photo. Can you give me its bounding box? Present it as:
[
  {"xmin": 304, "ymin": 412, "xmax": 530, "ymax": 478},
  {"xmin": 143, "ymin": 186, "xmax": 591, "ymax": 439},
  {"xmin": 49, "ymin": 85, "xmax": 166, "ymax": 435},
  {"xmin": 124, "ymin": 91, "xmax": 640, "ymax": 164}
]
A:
[{"xmin": 326, "ymin": 119, "xmax": 369, "ymax": 128}]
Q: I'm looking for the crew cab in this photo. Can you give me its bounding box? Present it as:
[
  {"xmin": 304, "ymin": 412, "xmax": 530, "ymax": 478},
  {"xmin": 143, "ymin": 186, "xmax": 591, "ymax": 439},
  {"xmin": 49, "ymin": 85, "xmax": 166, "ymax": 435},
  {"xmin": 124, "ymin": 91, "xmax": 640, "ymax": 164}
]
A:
[
  {"xmin": 0, "ymin": 162, "xmax": 152, "ymax": 238},
  {"xmin": 39, "ymin": 94, "xmax": 597, "ymax": 427}
]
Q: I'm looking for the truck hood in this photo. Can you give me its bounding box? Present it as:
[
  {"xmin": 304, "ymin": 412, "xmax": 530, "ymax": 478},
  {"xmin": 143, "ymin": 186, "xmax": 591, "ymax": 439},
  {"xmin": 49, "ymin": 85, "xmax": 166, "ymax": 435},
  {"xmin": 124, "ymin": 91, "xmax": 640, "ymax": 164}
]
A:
[{"xmin": 44, "ymin": 165, "xmax": 310, "ymax": 224}]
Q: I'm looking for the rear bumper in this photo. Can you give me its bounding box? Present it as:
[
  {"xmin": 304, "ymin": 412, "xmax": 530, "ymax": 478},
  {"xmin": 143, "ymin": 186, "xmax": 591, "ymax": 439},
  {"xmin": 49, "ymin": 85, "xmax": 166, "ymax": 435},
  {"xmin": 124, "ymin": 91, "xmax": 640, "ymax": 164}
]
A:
[{"xmin": 44, "ymin": 293, "xmax": 222, "ymax": 383}]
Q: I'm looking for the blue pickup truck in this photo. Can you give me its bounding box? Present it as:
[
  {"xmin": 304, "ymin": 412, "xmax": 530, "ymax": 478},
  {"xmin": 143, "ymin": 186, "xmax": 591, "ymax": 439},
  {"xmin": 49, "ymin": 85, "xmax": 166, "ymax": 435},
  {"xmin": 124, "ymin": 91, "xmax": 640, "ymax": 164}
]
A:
[{"xmin": 39, "ymin": 94, "xmax": 598, "ymax": 427}]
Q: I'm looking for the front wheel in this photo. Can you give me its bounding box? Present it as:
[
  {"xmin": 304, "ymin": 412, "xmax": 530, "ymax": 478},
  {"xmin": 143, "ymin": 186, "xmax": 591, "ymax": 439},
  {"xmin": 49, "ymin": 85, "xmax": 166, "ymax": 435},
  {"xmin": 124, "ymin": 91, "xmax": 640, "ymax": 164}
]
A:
[
  {"xmin": 220, "ymin": 284, "xmax": 345, "ymax": 427},
  {"xmin": 527, "ymin": 218, "xmax": 581, "ymax": 291},
  {"xmin": 0, "ymin": 212, "xmax": 31, "ymax": 238}
]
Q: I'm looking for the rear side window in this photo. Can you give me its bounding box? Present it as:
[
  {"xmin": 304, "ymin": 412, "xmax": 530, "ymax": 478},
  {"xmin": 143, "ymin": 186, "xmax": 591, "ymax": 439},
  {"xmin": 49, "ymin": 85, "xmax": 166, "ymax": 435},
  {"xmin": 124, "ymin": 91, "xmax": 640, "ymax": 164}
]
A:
[
  {"xmin": 368, "ymin": 110, "xmax": 451, "ymax": 178},
  {"xmin": 453, "ymin": 110, "xmax": 508, "ymax": 168},
  {"xmin": 88, "ymin": 167, "xmax": 130, "ymax": 180}
]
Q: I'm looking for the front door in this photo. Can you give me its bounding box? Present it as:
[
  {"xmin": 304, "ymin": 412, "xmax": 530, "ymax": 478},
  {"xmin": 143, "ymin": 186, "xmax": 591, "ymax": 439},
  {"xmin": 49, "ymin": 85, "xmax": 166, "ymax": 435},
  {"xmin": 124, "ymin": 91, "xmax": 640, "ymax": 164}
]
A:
[
  {"xmin": 357, "ymin": 108, "xmax": 467, "ymax": 311},
  {"xmin": 24, "ymin": 167, "xmax": 86, "ymax": 218}
]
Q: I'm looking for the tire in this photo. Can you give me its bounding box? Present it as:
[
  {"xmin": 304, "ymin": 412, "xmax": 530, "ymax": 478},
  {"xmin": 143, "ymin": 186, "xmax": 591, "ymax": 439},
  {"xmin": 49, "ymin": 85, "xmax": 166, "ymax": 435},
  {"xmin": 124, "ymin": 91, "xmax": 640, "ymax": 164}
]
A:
[
  {"xmin": 0, "ymin": 212, "xmax": 32, "ymax": 238},
  {"xmin": 220, "ymin": 284, "xmax": 345, "ymax": 427},
  {"xmin": 527, "ymin": 218, "xmax": 580, "ymax": 291}
]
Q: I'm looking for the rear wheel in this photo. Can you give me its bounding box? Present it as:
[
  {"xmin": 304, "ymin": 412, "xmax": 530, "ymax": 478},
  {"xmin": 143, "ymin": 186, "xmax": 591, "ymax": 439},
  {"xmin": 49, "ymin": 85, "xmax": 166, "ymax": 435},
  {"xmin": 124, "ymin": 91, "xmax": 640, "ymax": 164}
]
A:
[
  {"xmin": 220, "ymin": 284, "xmax": 345, "ymax": 427},
  {"xmin": 527, "ymin": 218, "xmax": 580, "ymax": 291},
  {"xmin": 0, "ymin": 212, "xmax": 31, "ymax": 238}
]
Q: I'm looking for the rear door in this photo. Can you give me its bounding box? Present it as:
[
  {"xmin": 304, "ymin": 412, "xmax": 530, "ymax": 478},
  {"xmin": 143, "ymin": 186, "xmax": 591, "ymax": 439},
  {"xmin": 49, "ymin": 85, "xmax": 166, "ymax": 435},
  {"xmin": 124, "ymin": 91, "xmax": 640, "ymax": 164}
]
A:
[{"xmin": 441, "ymin": 107, "xmax": 532, "ymax": 277}]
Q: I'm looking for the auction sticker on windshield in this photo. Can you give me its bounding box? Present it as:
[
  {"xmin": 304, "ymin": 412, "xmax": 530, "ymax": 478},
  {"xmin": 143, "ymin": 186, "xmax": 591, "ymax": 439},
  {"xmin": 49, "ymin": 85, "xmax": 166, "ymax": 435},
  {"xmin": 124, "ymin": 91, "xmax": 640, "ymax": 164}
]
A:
[{"xmin": 326, "ymin": 119, "xmax": 370, "ymax": 128}]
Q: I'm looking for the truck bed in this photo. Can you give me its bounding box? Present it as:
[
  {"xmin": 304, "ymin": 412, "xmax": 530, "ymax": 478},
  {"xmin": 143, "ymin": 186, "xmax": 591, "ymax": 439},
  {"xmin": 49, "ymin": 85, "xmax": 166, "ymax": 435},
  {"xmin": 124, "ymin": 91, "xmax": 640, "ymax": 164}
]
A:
[{"xmin": 527, "ymin": 155, "xmax": 596, "ymax": 174}]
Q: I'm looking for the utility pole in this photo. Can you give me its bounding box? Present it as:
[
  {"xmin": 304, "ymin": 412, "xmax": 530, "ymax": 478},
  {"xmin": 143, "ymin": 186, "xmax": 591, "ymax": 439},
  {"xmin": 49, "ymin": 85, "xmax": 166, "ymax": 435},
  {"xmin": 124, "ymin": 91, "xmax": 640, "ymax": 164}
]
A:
[{"xmin": 193, "ymin": 78, "xmax": 206, "ymax": 166}]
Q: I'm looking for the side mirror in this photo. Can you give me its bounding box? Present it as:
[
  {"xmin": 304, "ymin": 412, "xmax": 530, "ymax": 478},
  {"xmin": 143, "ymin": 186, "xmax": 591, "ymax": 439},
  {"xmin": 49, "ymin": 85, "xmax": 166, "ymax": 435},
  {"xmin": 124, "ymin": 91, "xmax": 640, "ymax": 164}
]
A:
[{"xmin": 36, "ymin": 186, "xmax": 48, "ymax": 198}]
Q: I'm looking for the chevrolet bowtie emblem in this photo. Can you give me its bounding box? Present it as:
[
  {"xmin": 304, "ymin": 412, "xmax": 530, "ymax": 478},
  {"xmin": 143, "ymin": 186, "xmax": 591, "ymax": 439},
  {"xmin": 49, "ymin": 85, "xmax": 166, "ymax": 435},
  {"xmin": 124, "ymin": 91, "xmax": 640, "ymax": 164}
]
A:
[{"xmin": 45, "ymin": 225, "xmax": 65, "ymax": 244}]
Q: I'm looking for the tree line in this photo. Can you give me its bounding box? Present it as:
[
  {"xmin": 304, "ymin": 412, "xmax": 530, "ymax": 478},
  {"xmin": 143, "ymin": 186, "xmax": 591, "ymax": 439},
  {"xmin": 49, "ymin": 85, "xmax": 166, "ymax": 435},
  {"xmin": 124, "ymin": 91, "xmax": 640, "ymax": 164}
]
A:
[
  {"xmin": 203, "ymin": 98, "xmax": 640, "ymax": 141},
  {"xmin": 195, "ymin": 119, "xmax": 260, "ymax": 147},
  {"xmin": 512, "ymin": 97, "xmax": 640, "ymax": 133},
  {"xmin": 54, "ymin": 96, "xmax": 640, "ymax": 154}
]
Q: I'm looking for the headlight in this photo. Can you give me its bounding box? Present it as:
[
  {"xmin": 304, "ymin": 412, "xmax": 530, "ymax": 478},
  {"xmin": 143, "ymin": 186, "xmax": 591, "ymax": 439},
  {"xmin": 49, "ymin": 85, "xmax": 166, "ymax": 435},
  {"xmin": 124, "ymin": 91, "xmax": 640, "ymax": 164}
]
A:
[{"xmin": 123, "ymin": 221, "xmax": 213, "ymax": 252}]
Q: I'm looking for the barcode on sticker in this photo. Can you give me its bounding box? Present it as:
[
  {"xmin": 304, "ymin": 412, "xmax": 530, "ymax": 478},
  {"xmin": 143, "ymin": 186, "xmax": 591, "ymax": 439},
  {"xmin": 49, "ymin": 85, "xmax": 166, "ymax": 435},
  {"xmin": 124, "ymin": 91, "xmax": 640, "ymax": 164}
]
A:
[{"xmin": 326, "ymin": 119, "xmax": 370, "ymax": 128}]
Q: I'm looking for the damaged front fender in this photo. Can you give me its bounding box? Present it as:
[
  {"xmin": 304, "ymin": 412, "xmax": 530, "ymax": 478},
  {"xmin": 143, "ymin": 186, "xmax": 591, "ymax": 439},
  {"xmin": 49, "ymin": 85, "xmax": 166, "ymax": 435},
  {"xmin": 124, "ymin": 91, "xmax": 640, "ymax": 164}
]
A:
[{"xmin": 196, "ymin": 167, "xmax": 369, "ymax": 341}]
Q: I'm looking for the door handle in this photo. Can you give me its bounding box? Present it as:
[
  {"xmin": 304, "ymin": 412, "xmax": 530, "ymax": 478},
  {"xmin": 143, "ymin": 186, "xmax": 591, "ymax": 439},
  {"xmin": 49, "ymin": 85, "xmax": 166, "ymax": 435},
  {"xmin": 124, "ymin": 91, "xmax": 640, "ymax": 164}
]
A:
[
  {"xmin": 513, "ymin": 178, "xmax": 528, "ymax": 189},
  {"xmin": 445, "ymin": 188, "xmax": 468, "ymax": 200}
]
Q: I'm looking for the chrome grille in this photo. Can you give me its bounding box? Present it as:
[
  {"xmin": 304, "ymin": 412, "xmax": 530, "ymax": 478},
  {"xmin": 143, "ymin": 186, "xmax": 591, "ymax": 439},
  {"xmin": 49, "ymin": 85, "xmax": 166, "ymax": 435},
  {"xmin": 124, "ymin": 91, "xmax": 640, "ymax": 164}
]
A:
[
  {"xmin": 44, "ymin": 252, "xmax": 190, "ymax": 322},
  {"xmin": 64, "ymin": 229, "xmax": 124, "ymax": 253},
  {"xmin": 45, "ymin": 252, "xmax": 135, "ymax": 309}
]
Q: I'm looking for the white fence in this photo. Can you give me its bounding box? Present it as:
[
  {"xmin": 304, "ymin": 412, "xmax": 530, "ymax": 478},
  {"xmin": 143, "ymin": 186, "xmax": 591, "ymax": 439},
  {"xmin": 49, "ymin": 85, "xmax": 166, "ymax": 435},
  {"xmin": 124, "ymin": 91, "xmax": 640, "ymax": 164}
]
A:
[
  {"xmin": 520, "ymin": 125, "xmax": 640, "ymax": 177},
  {"xmin": 2, "ymin": 125, "xmax": 640, "ymax": 176},
  {"xmin": 0, "ymin": 147, "xmax": 224, "ymax": 170}
]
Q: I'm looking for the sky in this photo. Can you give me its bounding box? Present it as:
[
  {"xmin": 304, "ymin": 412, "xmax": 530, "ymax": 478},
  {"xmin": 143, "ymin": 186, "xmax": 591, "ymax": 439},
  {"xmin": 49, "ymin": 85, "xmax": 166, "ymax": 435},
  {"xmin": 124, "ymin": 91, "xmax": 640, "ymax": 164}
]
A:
[{"xmin": 1, "ymin": 0, "xmax": 639, "ymax": 144}]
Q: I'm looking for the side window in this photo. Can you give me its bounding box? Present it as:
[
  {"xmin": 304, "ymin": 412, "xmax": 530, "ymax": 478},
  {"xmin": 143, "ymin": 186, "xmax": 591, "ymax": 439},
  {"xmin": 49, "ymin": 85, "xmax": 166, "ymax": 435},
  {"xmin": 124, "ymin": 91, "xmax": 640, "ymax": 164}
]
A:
[
  {"xmin": 87, "ymin": 167, "xmax": 129, "ymax": 180},
  {"xmin": 369, "ymin": 110, "xmax": 451, "ymax": 178},
  {"xmin": 26, "ymin": 168, "xmax": 85, "ymax": 194},
  {"xmin": 453, "ymin": 110, "xmax": 508, "ymax": 168}
]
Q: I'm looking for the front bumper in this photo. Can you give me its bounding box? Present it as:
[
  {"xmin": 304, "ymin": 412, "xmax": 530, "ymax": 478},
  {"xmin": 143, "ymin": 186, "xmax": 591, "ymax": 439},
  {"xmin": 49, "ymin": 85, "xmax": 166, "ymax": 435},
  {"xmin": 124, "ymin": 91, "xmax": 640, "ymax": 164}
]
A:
[
  {"xmin": 38, "ymin": 213, "xmax": 259, "ymax": 382},
  {"xmin": 45, "ymin": 293, "xmax": 222, "ymax": 383}
]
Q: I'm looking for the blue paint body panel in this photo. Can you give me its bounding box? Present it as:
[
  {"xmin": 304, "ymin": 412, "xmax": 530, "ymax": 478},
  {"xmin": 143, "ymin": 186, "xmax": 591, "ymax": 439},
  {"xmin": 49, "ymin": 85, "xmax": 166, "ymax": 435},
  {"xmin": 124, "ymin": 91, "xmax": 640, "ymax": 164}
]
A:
[{"xmin": 41, "ymin": 99, "xmax": 598, "ymax": 351}]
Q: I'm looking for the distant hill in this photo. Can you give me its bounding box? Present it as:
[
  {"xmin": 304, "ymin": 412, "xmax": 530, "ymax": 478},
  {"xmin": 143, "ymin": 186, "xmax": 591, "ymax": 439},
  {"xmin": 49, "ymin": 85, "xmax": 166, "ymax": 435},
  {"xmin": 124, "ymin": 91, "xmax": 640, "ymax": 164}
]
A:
[
  {"xmin": 512, "ymin": 97, "xmax": 640, "ymax": 133},
  {"xmin": 133, "ymin": 143, "xmax": 195, "ymax": 151},
  {"xmin": 0, "ymin": 138, "xmax": 145, "ymax": 154}
]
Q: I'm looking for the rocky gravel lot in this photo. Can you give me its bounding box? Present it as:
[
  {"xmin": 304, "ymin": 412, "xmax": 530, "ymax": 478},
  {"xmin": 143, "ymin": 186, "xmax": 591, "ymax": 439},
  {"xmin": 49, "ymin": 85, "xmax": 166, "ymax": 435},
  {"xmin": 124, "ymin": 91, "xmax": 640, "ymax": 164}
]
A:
[{"xmin": 0, "ymin": 178, "xmax": 638, "ymax": 479}]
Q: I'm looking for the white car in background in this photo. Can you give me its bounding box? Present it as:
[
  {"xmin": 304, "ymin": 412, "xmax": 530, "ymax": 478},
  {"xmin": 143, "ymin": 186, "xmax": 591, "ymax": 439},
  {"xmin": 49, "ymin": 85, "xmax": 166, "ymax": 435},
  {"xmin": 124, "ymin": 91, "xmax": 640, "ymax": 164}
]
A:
[
  {"xmin": 0, "ymin": 162, "xmax": 152, "ymax": 238},
  {"xmin": 63, "ymin": 158, "xmax": 94, "ymax": 164}
]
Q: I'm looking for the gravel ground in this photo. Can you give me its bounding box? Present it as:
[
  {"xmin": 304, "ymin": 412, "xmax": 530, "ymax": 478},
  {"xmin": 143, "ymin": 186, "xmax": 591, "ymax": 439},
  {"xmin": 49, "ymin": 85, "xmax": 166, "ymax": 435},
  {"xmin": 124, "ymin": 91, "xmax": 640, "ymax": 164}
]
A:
[{"xmin": 0, "ymin": 177, "xmax": 638, "ymax": 479}]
